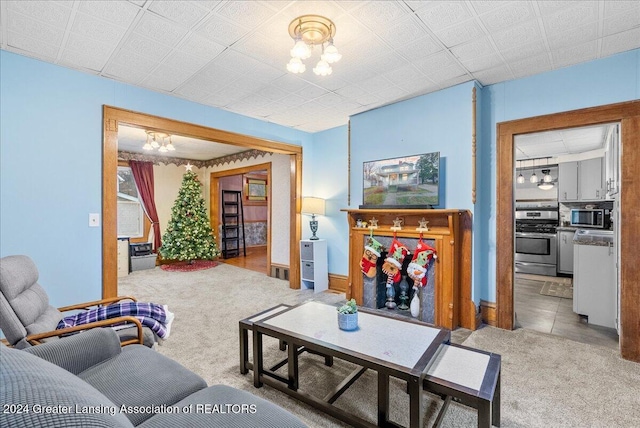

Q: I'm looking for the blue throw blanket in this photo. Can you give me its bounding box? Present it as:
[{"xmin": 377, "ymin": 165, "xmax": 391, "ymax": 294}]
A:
[{"xmin": 57, "ymin": 302, "xmax": 171, "ymax": 339}]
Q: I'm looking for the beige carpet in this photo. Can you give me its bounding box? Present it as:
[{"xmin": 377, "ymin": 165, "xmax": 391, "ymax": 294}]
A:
[{"xmin": 120, "ymin": 265, "xmax": 640, "ymax": 427}]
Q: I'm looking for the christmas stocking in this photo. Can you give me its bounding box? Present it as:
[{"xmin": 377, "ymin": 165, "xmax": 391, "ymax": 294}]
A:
[
  {"xmin": 360, "ymin": 237, "xmax": 383, "ymax": 278},
  {"xmin": 407, "ymin": 239, "xmax": 437, "ymax": 288},
  {"xmin": 381, "ymin": 238, "xmax": 409, "ymax": 285}
]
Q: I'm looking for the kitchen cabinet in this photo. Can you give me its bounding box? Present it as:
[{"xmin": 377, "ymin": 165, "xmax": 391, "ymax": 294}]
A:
[
  {"xmin": 557, "ymin": 230, "xmax": 575, "ymax": 274},
  {"xmin": 558, "ymin": 158, "xmax": 604, "ymax": 202},
  {"xmin": 558, "ymin": 161, "xmax": 578, "ymax": 201}
]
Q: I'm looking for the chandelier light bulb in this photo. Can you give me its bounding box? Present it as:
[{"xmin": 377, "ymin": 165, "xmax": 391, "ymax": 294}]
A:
[
  {"xmin": 143, "ymin": 142, "xmax": 153, "ymax": 150},
  {"xmin": 290, "ymin": 38, "xmax": 311, "ymax": 60},
  {"xmin": 158, "ymin": 145, "xmax": 168, "ymax": 153},
  {"xmin": 313, "ymin": 59, "xmax": 332, "ymax": 76},
  {"xmin": 529, "ymin": 171, "xmax": 538, "ymax": 184},
  {"xmin": 150, "ymin": 136, "xmax": 160, "ymax": 149},
  {"xmin": 322, "ymin": 40, "xmax": 341, "ymax": 63},
  {"xmin": 166, "ymin": 136, "xmax": 175, "ymax": 151},
  {"xmin": 286, "ymin": 57, "xmax": 306, "ymax": 74}
]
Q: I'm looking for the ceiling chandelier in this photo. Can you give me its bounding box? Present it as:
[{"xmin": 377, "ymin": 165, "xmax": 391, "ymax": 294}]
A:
[
  {"xmin": 143, "ymin": 130, "xmax": 175, "ymax": 153},
  {"xmin": 286, "ymin": 15, "xmax": 341, "ymax": 76}
]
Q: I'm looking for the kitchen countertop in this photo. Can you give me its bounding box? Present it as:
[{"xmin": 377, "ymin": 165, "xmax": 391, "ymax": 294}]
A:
[{"xmin": 573, "ymin": 229, "xmax": 613, "ymax": 246}]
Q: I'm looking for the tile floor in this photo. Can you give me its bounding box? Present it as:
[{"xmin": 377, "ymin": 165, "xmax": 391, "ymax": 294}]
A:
[{"xmin": 515, "ymin": 274, "xmax": 619, "ymax": 350}]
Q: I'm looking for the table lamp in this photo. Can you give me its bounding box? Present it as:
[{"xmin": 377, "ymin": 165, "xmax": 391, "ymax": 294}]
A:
[{"xmin": 301, "ymin": 197, "xmax": 325, "ymax": 240}]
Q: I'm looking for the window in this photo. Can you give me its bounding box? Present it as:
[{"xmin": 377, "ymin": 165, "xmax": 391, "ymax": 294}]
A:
[{"xmin": 117, "ymin": 166, "xmax": 145, "ymax": 238}]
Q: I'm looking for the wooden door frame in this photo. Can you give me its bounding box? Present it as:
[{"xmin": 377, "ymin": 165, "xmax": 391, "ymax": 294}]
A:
[
  {"xmin": 496, "ymin": 100, "xmax": 640, "ymax": 362},
  {"xmin": 210, "ymin": 163, "xmax": 272, "ymax": 274},
  {"xmin": 103, "ymin": 106, "xmax": 303, "ymax": 298}
]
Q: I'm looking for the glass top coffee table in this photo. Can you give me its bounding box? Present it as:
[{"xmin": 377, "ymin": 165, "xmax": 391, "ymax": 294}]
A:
[{"xmin": 252, "ymin": 301, "xmax": 450, "ymax": 428}]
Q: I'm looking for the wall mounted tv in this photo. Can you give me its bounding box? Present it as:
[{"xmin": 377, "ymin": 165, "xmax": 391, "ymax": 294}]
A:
[{"xmin": 361, "ymin": 152, "xmax": 440, "ymax": 209}]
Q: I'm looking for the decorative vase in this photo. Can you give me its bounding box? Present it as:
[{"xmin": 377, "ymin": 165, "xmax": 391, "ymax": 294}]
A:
[
  {"xmin": 338, "ymin": 312, "xmax": 358, "ymax": 331},
  {"xmin": 398, "ymin": 275, "xmax": 409, "ymax": 310},
  {"xmin": 385, "ymin": 284, "xmax": 396, "ymax": 309},
  {"xmin": 410, "ymin": 287, "xmax": 420, "ymax": 318}
]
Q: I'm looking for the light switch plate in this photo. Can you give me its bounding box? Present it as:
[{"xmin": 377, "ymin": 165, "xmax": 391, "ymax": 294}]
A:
[{"xmin": 89, "ymin": 213, "xmax": 100, "ymax": 227}]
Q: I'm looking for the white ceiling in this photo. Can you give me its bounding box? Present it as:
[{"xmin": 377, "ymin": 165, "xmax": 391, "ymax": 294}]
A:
[
  {"xmin": 515, "ymin": 123, "xmax": 614, "ymax": 160},
  {"xmin": 1, "ymin": 1, "xmax": 638, "ymax": 133}
]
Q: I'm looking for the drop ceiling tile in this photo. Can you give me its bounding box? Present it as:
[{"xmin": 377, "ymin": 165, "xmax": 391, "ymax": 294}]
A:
[
  {"xmin": 301, "ymin": 74, "xmax": 348, "ymax": 92},
  {"xmin": 461, "ymin": 53, "xmax": 504, "ymax": 73},
  {"xmin": 271, "ymin": 74, "xmax": 309, "ymax": 93},
  {"xmin": 509, "ymin": 53, "xmax": 552, "ymax": 78},
  {"xmin": 423, "ymin": 63, "xmax": 467, "ymax": 83},
  {"xmin": 296, "ymin": 84, "xmax": 330, "ymax": 100},
  {"xmin": 491, "ymin": 18, "xmax": 542, "ymax": 50},
  {"xmin": 435, "ymin": 74, "xmax": 471, "ymax": 89},
  {"xmin": 70, "ymin": 12, "xmax": 128, "ymax": 44},
  {"xmin": 279, "ymin": 0, "xmax": 345, "ymax": 24},
  {"xmin": 600, "ymin": 27, "xmax": 640, "ymax": 57},
  {"xmin": 382, "ymin": 64, "xmax": 426, "ymax": 86},
  {"xmin": 314, "ymin": 93, "xmax": 346, "ymax": 107},
  {"xmin": 541, "ymin": 2, "xmax": 599, "ymax": 36},
  {"xmin": 162, "ymin": 51, "xmax": 209, "ymax": 75},
  {"xmin": 372, "ymin": 85, "xmax": 409, "ymax": 101},
  {"xmin": 65, "ymin": 33, "xmax": 116, "ymax": 60},
  {"xmin": 7, "ymin": 10, "xmax": 65, "ymax": 46},
  {"xmin": 6, "ymin": 0, "xmax": 71, "ymax": 27},
  {"xmin": 330, "ymin": 14, "xmax": 370, "ymax": 46},
  {"xmin": 414, "ymin": 1, "xmax": 473, "ymax": 32},
  {"xmin": 215, "ymin": 1, "xmax": 274, "ymax": 28},
  {"xmin": 393, "ymin": 36, "xmax": 443, "ymax": 61},
  {"xmin": 358, "ymin": 75, "xmax": 394, "ymax": 93},
  {"xmin": 396, "ymin": 78, "xmax": 439, "ymax": 94},
  {"xmin": 197, "ymin": 14, "xmax": 249, "ymax": 46},
  {"xmin": 450, "ymin": 37, "xmax": 496, "ymax": 60},
  {"xmin": 602, "ymin": 8, "xmax": 640, "ymax": 37},
  {"xmin": 142, "ymin": 68, "xmax": 191, "ymax": 92},
  {"xmin": 177, "ymin": 33, "xmax": 225, "ymax": 61},
  {"xmin": 434, "ymin": 18, "xmax": 485, "ymax": 48},
  {"xmin": 469, "ymin": 1, "xmax": 511, "ymax": 16},
  {"xmin": 246, "ymin": 61, "xmax": 287, "ymax": 83},
  {"xmin": 352, "ymin": 92, "xmax": 382, "ymax": 106},
  {"xmin": 235, "ymin": 93, "xmax": 272, "ymax": 108},
  {"xmin": 194, "ymin": 1, "xmax": 223, "ymax": 11},
  {"xmin": 255, "ymin": 85, "xmax": 289, "ymax": 101},
  {"xmin": 7, "ymin": 31, "xmax": 58, "ymax": 60},
  {"xmin": 122, "ymin": 33, "xmax": 172, "ymax": 62},
  {"xmin": 552, "ymin": 40, "xmax": 598, "ymax": 69},
  {"xmin": 338, "ymin": 38, "xmax": 393, "ymax": 65},
  {"xmin": 227, "ymin": 77, "xmax": 269, "ymax": 93},
  {"xmin": 499, "ymin": 39, "xmax": 547, "ymax": 62},
  {"xmin": 277, "ymin": 93, "xmax": 308, "ymax": 108},
  {"xmin": 110, "ymin": 49, "xmax": 159, "ymax": 74},
  {"xmin": 79, "ymin": 1, "xmax": 140, "ymax": 27},
  {"xmin": 174, "ymin": 79, "xmax": 216, "ymax": 100},
  {"xmin": 547, "ymin": 23, "xmax": 599, "ymax": 50},
  {"xmin": 478, "ymin": 1, "xmax": 536, "ymax": 33},
  {"xmin": 135, "ymin": 11, "xmax": 188, "ymax": 47},
  {"xmin": 535, "ymin": 1, "xmax": 581, "ymax": 15},
  {"xmin": 377, "ymin": 15, "xmax": 427, "ymax": 48},
  {"xmin": 349, "ymin": 1, "xmax": 408, "ymax": 28},
  {"xmin": 148, "ymin": 1, "xmax": 208, "ymax": 27},
  {"xmin": 412, "ymin": 50, "xmax": 456, "ymax": 74},
  {"xmin": 103, "ymin": 61, "xmax": 149, "ymax": 84},
  {"xmin": 603, "ymin": 0, "xmax": 640, "ymax": 17}
]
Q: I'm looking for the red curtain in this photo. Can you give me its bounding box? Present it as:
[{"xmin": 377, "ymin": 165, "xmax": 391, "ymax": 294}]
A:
[{"xmin": 129, "ymin": 161, "xmax": 161, "ymax": 252}]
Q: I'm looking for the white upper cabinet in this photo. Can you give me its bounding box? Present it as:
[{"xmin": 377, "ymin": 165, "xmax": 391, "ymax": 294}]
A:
[
  {"xmin": 604, "ymin": 125, "xmax": 620, "ymax": 199},
  {"xmin": 558, "ymin": 158, "xmax": 605, "ymax": 202}
]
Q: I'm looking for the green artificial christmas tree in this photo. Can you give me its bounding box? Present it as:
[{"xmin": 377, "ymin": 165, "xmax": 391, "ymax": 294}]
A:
[{"xmin": 160, "ymin": 170, "xmax": 220, "ymax": 263}]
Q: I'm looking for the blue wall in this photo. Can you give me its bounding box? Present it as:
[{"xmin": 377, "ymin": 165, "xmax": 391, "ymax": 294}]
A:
[
  {"xmin": 476, "ymin": 49, "xmax": 640, "ymax": 302},
  {"xmin": 0, "ymin": 51, "xmax": 312, "ymax": 307}
]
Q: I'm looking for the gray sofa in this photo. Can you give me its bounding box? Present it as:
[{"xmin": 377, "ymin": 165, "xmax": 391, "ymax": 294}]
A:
[{"xmin": 1, "ymin": 328, "xmax": 306, "ymax": 427}]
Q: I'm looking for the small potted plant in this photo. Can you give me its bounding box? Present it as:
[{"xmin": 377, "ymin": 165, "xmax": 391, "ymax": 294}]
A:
[{"xmin": 337, "ymin": 299, "xmax": 358, "ymax": 331}]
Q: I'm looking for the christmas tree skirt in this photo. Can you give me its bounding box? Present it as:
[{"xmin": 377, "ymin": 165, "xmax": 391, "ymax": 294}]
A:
[{"xmin": 160, "ymin": 260, "xmax": 219, "ymax": 272}]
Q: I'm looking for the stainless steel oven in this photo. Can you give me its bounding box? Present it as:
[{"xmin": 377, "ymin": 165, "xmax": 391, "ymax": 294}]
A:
[{"xmin": 515, "ymin": 204, "xmax": 559, "ymax": 276}]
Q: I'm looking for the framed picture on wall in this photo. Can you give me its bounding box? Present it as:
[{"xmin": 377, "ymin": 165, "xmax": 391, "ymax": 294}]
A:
[{"xmin": 246, "ymin": 178, "xmax": 267, "ymax": 202}]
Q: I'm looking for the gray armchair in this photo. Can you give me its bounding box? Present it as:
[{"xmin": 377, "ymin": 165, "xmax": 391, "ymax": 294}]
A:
[
  {"xmin": 1, "ymin": 328, "xmax": 307, "ymax": 427},
  {"xmin": 0, "ymin": 255, "xmax": 154, "ymax": 348}
]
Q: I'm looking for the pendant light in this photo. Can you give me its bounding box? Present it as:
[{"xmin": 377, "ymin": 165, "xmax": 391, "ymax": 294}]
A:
[
  {"xmin": 529, "ymin": 159, "xmax": 538, "ymax": 184},
  {"xmin": 543, "ymin": 169, "xmax": 553, "ymax": 183},
  {"xmin": 516, "ymin": 160, "xmax": 525, "ymax": 184}
]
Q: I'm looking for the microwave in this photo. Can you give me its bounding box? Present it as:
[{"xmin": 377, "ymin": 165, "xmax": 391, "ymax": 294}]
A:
[{"xmin": 570, "ymin": 209, "xmax": 608, "ymax": 228}]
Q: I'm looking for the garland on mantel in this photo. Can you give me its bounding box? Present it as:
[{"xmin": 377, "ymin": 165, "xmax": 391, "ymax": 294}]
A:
[{"xmin": 118, "ymin": 149, "xmax": 270, "ymax": 168}]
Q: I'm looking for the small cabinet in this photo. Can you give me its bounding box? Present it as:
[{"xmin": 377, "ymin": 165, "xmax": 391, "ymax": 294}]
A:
[
  {"xmin": 604, "ymin": 125, "xmax": 619, "ymax": 198},
  {"xmin": 558, "ymin": 161, "xmax": 578, "ymax": 201},
  {"xmin": 557, "ymin": 230, "xmax": 575, "ymax": 274},
  {"xmin": 300, "ymin": 239, "xmax": 328, "ymax": 293},
  {"xmin": 558, "ymin": 158, "xmax": 604, "ymax": 202}
]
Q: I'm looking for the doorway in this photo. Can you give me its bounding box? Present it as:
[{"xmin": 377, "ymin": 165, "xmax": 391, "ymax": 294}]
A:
[
  {"xmin": 495, "ymin": 100, "xmax": 640, "ymax": 362},
  {"xmin": 210, "ymin": 163, "xmax": 272, "ymax": 275},
  {"xmin": 102, "ymin": 106, "xmax": 304, "ymax": 299}
]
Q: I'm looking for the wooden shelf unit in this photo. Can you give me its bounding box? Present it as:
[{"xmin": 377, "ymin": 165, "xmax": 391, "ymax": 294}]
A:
[{"xmin": 342, "ymin": 209, "xmax": 475, "ymax": 330}]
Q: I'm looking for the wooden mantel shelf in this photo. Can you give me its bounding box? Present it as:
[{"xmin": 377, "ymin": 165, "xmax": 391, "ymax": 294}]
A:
[{"xmin": 342, "ymin": 208, "xmax": 476, "ymax": 330}]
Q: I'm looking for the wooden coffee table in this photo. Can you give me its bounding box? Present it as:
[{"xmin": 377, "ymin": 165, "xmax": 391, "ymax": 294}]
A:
[{"xmin": 251, "ymin": 301, "xmax": 450, "ymax": 428}]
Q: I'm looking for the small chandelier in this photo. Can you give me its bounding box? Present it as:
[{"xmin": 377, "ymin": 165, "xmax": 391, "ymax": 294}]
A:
[
  {"xmin": 286, "ymin": 15, "xmax": 341, "ymax": 76},
  {"xmin": 143, "ymin": 130, "xmax": 175, "ymax": 153}
]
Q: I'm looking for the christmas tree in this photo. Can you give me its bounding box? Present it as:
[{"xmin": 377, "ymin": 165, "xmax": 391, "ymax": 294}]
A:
[{"xmin": 160, "ymin": 169, "xmax": 220, "ymax": 262}]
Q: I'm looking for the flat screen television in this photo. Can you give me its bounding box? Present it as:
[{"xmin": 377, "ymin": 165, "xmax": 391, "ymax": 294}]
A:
[{"xmin": 360, "ymin": 152, "xmax": 440, "ymax": 209}]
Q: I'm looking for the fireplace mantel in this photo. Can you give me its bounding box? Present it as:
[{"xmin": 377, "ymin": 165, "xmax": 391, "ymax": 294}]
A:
[{"xmin": 342, "ymin": 209, "xmax": 475, "ymax": 330}]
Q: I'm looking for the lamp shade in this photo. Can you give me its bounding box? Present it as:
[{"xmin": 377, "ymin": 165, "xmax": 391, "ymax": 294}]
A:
[{"xmin": 301, "ymin": 197, "xmax": 325, "ymax": 215}]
